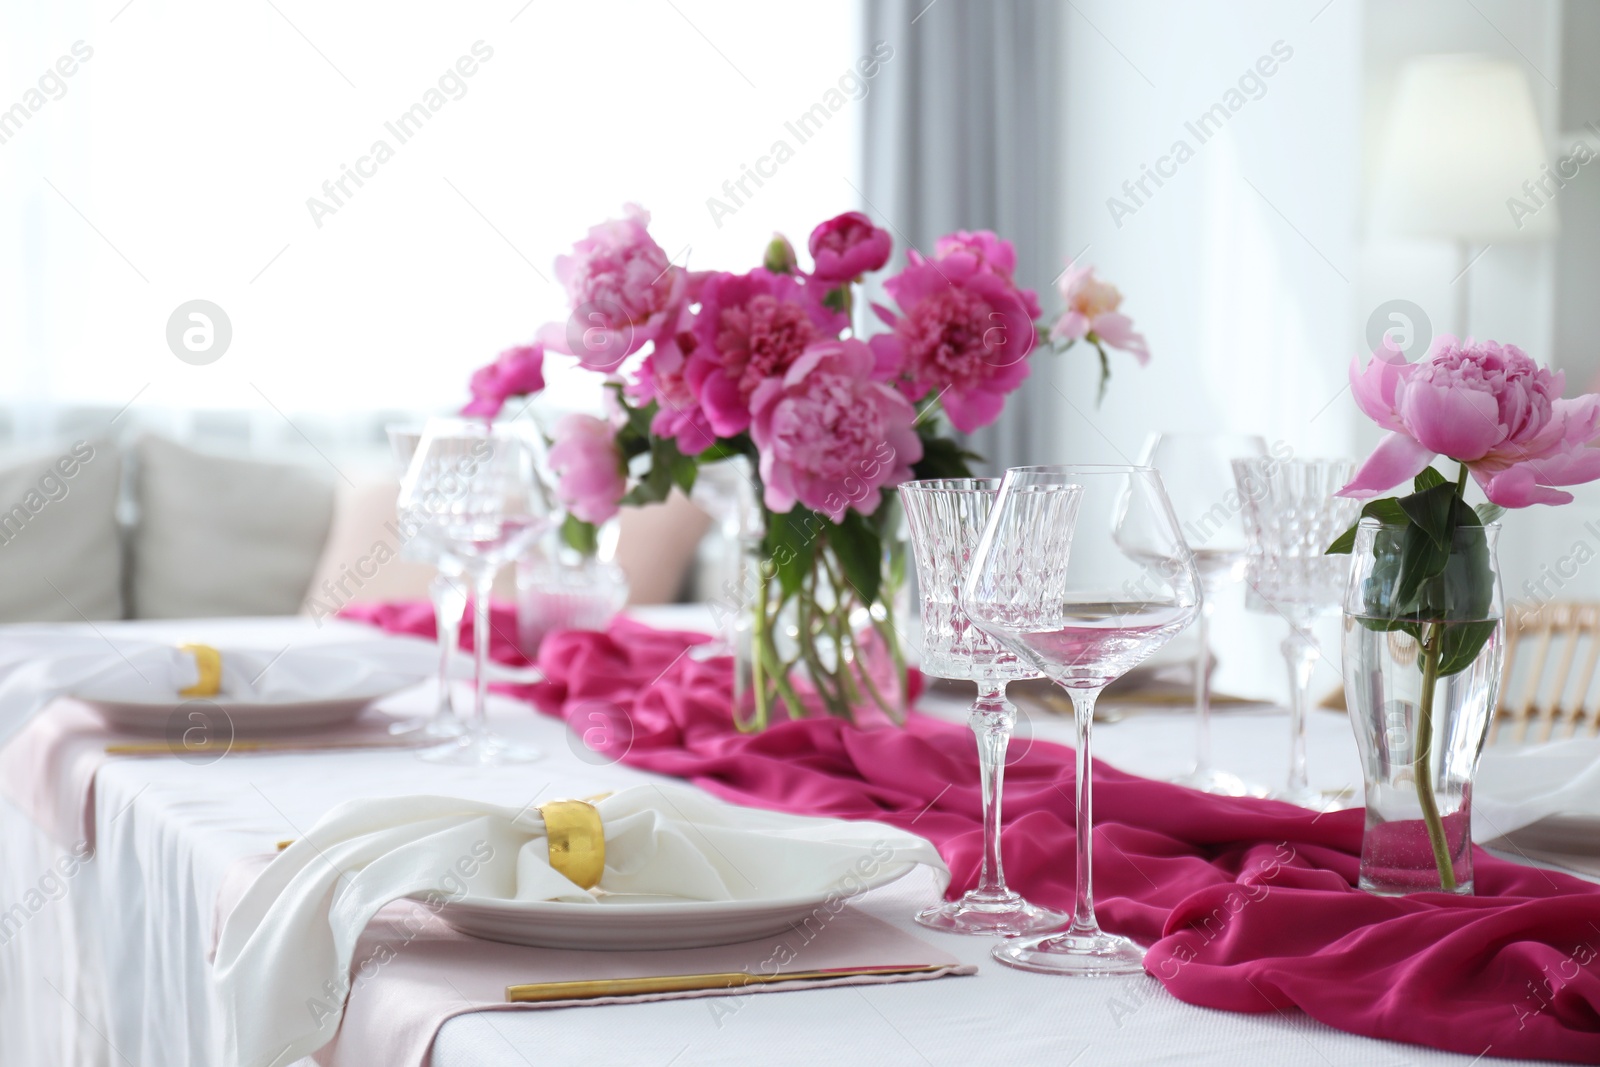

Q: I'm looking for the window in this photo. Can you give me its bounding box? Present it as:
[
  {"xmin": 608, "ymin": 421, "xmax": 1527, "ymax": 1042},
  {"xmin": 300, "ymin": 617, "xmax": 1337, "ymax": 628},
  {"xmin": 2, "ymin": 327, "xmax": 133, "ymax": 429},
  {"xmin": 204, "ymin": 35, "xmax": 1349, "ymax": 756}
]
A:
[{"xmin": 0, "ymin": 1, "xmax": 865, "ymax": 433}]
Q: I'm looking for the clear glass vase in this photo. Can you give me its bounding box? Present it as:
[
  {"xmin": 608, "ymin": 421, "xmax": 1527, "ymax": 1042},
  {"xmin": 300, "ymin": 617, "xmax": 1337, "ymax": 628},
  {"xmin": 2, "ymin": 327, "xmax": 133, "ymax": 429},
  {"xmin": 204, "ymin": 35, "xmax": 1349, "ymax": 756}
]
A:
[
  {"xmin": 516, "ymin": 530, "xmax": 629, "ymax": 657},
  {"xmin": 732, "ymin": 501, "xmax": 911, "ymax": 730},
  {"xmin": 1342, "ymin": 519, "xmax": 1503, "ymax": 895}
]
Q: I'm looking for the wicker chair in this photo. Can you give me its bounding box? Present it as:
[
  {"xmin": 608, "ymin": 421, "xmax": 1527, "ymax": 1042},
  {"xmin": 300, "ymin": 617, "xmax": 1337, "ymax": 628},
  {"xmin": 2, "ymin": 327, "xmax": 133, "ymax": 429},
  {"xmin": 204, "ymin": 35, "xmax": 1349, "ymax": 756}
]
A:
[{"xmin": 1490, "ymin": 602, "xmax": 1600, "ymax": 745}]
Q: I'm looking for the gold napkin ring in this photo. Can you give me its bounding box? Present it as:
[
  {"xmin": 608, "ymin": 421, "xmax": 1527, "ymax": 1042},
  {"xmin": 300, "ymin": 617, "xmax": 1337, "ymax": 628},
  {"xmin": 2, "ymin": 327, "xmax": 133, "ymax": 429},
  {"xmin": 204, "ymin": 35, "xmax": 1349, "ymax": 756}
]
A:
[
  {"xmin": 178, "ymin": 643, "xmax": 222, "ymax": 698},
  {"xmin": 538, "ymin": 799, "xmax": 605, "ymax": 889}
]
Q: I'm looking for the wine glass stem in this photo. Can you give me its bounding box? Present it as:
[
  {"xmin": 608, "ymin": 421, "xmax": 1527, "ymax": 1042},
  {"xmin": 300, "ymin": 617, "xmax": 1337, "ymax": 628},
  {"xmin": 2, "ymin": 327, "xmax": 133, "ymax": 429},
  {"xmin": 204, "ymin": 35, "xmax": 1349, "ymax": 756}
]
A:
[
  {"xmin": 429, "ymin": 572, "xmax": 467, "ymax": 723},
  {"xmin": 1193, "ymin": 600, "xmax": 1214, "ymax": 776},
  {"xmin": 970, "ymin": 682, "xmax": 1015, "ymax": 900},
  {"xmin": 1067, "ymin": 685, "xmax": 1105, "ymax": 937},
  {"xmin": 468, "ymin": 563, "xmax": 497, "ymax": 741},
  {"xmin": 1281, "ymin": 622, "xmax": 1320, "ymax": 796}
]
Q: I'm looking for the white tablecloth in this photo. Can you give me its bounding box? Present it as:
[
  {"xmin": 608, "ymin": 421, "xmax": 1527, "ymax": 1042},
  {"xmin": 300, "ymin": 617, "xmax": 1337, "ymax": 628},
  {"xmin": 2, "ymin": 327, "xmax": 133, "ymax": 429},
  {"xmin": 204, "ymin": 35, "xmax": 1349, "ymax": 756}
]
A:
[{"xmin": 0, "ymin": 612, "xmax": 1571, "ymax": 1067}]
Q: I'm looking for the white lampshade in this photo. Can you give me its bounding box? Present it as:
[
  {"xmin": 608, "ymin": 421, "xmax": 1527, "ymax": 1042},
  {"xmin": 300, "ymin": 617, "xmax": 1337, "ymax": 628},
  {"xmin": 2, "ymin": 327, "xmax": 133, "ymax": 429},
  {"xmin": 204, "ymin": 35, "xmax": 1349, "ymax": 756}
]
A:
[{"xmin": 1371, "ymin": 54, "xmax": 1555, "ymax": 241}]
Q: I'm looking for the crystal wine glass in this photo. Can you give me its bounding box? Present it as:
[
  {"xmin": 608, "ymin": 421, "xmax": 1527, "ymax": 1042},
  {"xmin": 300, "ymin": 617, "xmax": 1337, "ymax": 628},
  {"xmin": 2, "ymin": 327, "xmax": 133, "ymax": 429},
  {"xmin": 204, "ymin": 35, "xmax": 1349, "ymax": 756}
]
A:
[
  {"xmin": 1231, "ymin": 457, "xmax": 1359, "ymax": 810},
  {"xmin": 398, "ymin": 417, "xmax": 554, "ymax": 765},
  {"xmin": 386, "ymin": 424, "xmax": 468, "ymax": 740},
  {"xmin": 965, "ymin": 466, "xmax": 1201, "ymax": 975},
  {"xmin": 901, "ymin": 479, "xmax": 1072, "ymax": 936},
  {"xmin": 1125, "ymin": 432, "xmax": 1267, "ymax": 796}
]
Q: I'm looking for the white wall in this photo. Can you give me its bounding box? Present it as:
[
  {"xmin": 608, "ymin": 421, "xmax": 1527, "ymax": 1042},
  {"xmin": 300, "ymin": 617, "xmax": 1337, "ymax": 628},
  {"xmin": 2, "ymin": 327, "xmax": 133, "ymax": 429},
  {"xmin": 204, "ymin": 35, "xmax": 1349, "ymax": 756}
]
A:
[{"xmin": 1049, "ymin": 0, "xmax": 1365, "ymax": 704}]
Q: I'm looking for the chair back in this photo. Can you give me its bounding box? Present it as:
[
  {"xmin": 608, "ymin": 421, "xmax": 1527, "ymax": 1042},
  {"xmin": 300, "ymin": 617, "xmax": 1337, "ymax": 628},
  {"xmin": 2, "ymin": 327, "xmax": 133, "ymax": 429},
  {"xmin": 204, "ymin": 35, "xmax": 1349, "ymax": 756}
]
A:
[{"xmin": 1491, "ymin": 602, "xmax": 1600, "ymax": 745}]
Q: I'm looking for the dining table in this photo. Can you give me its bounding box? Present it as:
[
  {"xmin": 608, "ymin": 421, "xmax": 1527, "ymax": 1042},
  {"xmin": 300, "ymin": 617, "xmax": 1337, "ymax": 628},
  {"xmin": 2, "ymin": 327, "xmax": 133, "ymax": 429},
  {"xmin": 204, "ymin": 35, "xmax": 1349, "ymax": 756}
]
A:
[{"xmin": 0, "ymin": 607, "xmax": 1578, "ymax": 1067}]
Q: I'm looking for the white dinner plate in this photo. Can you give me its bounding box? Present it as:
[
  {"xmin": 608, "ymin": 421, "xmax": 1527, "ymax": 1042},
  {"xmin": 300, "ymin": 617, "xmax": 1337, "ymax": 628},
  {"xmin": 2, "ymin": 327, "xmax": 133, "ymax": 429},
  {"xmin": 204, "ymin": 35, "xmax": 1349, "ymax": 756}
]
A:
[
  {"xmin": 75, "ymin": 687, "xmax": 404, "ymax": 736},
  {"xmin": 428, "ymin": 860, "xmax": 921, "ymax": 950}
]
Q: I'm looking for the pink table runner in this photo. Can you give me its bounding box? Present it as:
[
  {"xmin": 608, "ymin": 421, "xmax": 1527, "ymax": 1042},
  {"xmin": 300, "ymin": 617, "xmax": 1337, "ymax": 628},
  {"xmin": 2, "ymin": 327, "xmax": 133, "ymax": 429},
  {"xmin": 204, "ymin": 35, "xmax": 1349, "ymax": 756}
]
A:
[{"xmin": 346, "ymin": 602, "xmax": 1600, "ymax": 1063}]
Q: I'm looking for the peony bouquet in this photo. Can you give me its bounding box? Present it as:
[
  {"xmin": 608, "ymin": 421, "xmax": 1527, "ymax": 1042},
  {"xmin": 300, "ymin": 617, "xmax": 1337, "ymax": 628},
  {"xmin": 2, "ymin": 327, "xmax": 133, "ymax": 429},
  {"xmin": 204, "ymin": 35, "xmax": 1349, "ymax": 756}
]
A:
[{"xmin": 464, "ymin": 205, "xmax": 1147, "ymax": 727}]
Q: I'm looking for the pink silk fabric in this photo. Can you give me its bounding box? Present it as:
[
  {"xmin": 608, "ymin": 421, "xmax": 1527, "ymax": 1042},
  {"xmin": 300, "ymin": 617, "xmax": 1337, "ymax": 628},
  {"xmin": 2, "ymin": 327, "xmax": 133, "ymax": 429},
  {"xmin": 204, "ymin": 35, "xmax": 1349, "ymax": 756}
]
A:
[{"xmin": 344, "ymin": 603, "xmax": 1600, "ymax": 1063}]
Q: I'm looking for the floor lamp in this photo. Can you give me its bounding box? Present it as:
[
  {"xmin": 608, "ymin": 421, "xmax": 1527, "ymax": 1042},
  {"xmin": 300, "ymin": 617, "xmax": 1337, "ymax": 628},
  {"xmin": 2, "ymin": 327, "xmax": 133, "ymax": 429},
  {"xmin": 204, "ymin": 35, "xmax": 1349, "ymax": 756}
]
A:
[{"xmin": 1371, "ymin": 54, "xmax": 1555, "ymax": 339}]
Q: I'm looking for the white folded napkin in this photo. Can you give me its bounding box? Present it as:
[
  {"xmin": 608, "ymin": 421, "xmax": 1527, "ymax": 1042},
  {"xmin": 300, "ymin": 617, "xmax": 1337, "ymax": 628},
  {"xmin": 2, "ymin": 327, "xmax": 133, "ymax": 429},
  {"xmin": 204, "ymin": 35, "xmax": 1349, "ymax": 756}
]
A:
[
  {"xmin": 1476, "ymin": 736, "xmax": 1600, "ymax": 840},
  {"xmin": 0, "ymin": 629, "xmax": 443, "ymax": 747},
  {"xmin": 211, "ymin": 783, "xmax": 948, "ymax": 1067}
]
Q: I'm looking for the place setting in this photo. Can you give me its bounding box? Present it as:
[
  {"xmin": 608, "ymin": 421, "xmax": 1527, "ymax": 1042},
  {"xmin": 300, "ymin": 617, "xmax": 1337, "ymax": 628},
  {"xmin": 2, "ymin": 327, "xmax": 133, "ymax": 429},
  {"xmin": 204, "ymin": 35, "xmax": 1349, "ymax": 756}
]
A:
[{"xmin": 11, "ymin": 8, "xmax": 1600, "ymax": 1064}]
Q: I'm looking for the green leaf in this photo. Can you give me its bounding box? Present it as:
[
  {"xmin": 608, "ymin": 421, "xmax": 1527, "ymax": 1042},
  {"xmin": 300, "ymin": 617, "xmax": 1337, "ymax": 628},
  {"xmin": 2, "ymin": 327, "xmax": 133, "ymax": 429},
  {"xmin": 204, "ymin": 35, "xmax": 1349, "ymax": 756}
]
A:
[
  {"xmin": 821, "ymin": 287, "xmax": 849, "ymax": 314},
  {"xmin": 912, "ymin": 435, "xmax": 981, "ymax": 481},
  {"xmin": 560, "ymin": 514, "xmax": 599, "ymax": 557},
  {"xmin": 1399, "ymin": 483, "xmax": 1456, "ymax": 549},
  {"xmin": 670, "ymin": 452, "xmax": 698, "ymax": 495},
  {"xmin": 1395, "ymin": 520, "xmax": 1451, "ymax": 606},
  {"xmin": 1476, "ymin": 502, "xmax": 1505, "ymax": 525},
  {"xmin": 763, "ymin": 507, "xmax": 818, "ymax": 600},
  {"xmin": 695, "ymin": 440, "xmax": 750, "ymax": 463},
  {"xmin": 1413, "ymin": 467, "xmax": 1447, "ymax": 492},
  {"xmin": 1326, "ymin": 497, "xmax": 1410, "ymax": 554},
  {"xmin": 1440, "ymin": 497, "xmax": 1494, "ymax": 620},
  {"xmin": 1436, "ymin": 620, "xmax": 1498, "ymax": 677},
  {"xmin": 827, "ymin": 511, "xmax": 883, "ymax": 606},
  {"xmin": 1362, "ymin": 498, "xmax": 1409, "ymax": 524}
]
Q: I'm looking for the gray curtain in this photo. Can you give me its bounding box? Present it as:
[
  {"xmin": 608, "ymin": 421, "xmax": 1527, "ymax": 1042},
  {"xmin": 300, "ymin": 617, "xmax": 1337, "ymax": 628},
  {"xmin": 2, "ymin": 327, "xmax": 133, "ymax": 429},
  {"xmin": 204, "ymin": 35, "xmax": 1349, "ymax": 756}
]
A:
[{"xmin": 861, "ymin": 0, "xmax": 1063, "ymax": 473}]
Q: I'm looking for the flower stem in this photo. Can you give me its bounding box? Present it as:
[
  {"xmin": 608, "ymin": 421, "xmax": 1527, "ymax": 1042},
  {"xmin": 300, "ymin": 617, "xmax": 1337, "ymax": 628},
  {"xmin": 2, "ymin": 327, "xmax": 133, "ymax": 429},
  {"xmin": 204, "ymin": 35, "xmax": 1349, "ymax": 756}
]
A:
[
  {"xmin": 1414, "ymin": 622, "xmax": 1456, "ymax": 891},
  {"xmin": 741, "ymin": 574, "xmax": 772, "ymax": 732}
]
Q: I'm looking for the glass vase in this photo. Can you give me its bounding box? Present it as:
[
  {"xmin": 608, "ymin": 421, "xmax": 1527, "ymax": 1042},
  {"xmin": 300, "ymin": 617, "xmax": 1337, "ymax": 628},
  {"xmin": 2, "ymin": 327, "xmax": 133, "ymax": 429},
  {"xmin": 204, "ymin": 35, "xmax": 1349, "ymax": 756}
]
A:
[
  {"xmin": 731, "ymin": 499, "xmax": 911, "ymax": 730},
  {"xmin": 1342, "ymin": 519, "xmax": 1503, "ymax": 895},
  {"xmin": 516, "ymin": 529, "xmax": 628, "ymax": 657}
]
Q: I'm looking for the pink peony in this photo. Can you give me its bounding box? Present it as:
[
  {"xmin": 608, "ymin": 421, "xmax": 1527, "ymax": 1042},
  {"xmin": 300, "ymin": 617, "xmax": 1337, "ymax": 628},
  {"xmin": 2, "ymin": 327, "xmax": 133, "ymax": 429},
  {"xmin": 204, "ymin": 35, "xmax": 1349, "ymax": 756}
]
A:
[
  {"xmin": 684, "ymin": 269, "xmax": 848, "ymax": 436},
  {"xmin": 628, "ymin": 317, "xmax": 718, "ymax": 456},
  {"xmin": 868, "ymin": 253, "xmax": 1037, "ymax": 433},
  {"xmin": 1341, "ymin": 335, "xmax": 1600, "ymax": 508},
  {"xmin": 537, "ymin": 204, "xmax": 685, "ymax": 371},
  {"xmin": 807, "ymin": 211, "xmax": 892, "ymax": 285},
  {"xmin": 548, "ymin": 413, "xmax": 627, "ymax": 524},
  {"xmin": 913, "ymin": 231, "xmax": 1042, "ymax": 318},
  {"xmin": 749, "ymin": 339, "xmax": 921, "ymax": 522},
  {"xmin": 1050, "ymin": 264, "xmax": 1149, "ymax": 365},
  {"xmin": 461, "ymin": 344, "xmax": 545, "ymax": 418}
]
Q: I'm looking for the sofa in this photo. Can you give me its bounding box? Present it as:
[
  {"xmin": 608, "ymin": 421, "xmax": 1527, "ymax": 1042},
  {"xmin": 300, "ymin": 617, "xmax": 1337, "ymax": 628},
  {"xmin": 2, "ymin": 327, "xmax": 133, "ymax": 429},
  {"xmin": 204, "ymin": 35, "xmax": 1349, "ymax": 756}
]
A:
[{"xmin": 0, "ymin": 435, "xmax": 710, "ymax": 624}]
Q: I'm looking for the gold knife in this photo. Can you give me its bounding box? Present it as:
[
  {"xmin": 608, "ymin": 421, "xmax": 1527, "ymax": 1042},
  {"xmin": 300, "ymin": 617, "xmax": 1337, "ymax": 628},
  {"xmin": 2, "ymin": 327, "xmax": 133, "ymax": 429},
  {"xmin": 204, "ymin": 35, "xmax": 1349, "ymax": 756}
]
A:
[{"xmin": 506, "ymin": 964, "xmax": 950, "ymax": 1002}]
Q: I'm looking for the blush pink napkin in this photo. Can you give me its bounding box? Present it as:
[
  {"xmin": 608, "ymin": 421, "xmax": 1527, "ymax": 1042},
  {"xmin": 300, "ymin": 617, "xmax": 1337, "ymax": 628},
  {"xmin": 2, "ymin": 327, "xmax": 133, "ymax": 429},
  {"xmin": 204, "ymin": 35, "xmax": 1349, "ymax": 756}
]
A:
[
  {"xmin": 0, "ymin": 700, "xmax": 413, "ymax": 849},
  {"xmin": 343, "ymin": 603, "xmax": 1600, "ymax": 1063}
]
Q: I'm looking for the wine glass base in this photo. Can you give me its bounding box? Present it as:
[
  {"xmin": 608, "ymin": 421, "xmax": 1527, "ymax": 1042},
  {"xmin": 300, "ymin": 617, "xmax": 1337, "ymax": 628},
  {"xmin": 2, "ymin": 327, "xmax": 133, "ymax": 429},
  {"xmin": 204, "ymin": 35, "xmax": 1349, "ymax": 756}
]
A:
[
  {"xmin": 418, "ymin": 733, "xmax": 542, "ymax": 766},
  {"xmin": 1272, "ymin": 785, "xmax": 1353, "ymax": 812},
  {"xmin": 389, "ymin": 715, "xmax": 466, "ymax": 739},
  {"xmin": 1173, "ymin": 767, "xmax": 1270, "ymax": 798},
  {"xmin": 916, "ymin": 892, "xmax": 1065, "ymax": 937},
  {"xmin": 991, "ymin": 928, "xmax": 1147, "ymax": 976}
]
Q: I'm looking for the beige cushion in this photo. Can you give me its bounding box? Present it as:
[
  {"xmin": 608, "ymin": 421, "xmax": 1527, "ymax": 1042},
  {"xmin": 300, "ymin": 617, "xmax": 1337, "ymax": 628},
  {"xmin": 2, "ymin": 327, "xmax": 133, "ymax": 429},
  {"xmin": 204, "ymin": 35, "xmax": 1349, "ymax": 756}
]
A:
[
  {"xmin": 301, "ymin": 479, "xmax": 486, "ymax": 614},
  {"xmin": 616, "ymin": 489, "xmax": 711, "ymax": 605},
  {"xmin": 0, "ymin": 439, "xmax": 122, "ymax": 622},
  {"xmin": 305, "ymin": 479, "xmax": 710, "ymax": 613},
  {"xmin": 130, "ymin": 436, "xmax": 335, "ymax": 618}
]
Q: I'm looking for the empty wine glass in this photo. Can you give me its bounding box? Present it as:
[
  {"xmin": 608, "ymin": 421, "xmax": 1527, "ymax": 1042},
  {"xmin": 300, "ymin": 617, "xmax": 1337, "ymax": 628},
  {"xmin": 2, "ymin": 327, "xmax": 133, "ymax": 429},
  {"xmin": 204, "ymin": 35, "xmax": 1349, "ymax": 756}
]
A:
[
  {"xmin": 386, "ymin": 423, "xmax": 468, "ymax": 740},
  {"xmin": 398, "ymin": 417, "xmax": 555, "ymax": 765},
  {"xmin": 966, "ymin": 466, "xmax": 1201, "ymax": 976},
  {"xmin": 1232, "ymin": 457, "xmax": 1359, "ymax": 810},
  {"xmin": 1125, "ymin": 432, "xmax": 1267, "ymax": 796},
  {"xmin": 901, "ymin": 479, "xmax": 1072, "ymax": 936}
]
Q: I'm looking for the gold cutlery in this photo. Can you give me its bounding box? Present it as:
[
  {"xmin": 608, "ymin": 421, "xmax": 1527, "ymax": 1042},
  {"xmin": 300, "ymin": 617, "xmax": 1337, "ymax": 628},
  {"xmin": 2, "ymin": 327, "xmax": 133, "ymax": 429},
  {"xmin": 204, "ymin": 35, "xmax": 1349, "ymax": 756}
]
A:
[{"xmin": 506, "ymin": 964, "xmax": 950, "ymax": 1003}]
